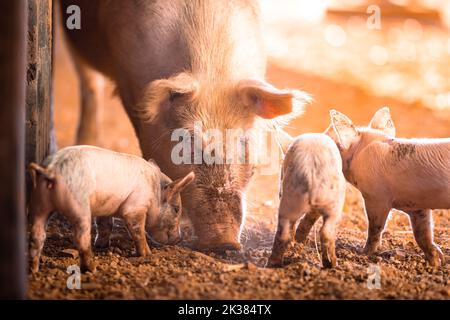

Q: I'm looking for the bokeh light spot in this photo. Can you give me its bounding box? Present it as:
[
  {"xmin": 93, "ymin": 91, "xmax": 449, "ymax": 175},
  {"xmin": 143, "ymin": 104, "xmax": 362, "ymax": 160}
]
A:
[
  {"xmin": 324, "ymin": 24, "xmax": 347, "ymax": 48},
  {"xmin": 369, "ymin": 45, "xmax": 389, "ymax": 66},
  {"xmin": 403, "ymin": 18, "xmax": 423, "ymax": 41}
]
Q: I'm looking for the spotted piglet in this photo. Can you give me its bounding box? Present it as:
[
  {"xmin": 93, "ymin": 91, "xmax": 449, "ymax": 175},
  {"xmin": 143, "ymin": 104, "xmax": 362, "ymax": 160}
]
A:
[
  {"xmin": 327, "ymin": 107, "xmax": 448, "ymax": 266},
  {"xmin": 28, "ymin": 145, "xmax": 195, "ymax": 273},
  {"xmin": 268, "ymin": 133, "xmax": 346, "ymax": 268}
]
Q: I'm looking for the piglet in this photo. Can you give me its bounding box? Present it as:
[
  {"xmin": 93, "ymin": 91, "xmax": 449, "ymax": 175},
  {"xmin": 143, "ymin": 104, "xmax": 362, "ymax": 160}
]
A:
[
  {"xmin": 28, "ymin": 145, "xmax": 195, "ymax": 273},
  {"xmin": 268, "ymin": 133, "xmax": 346, "ymax": 268},
  {"xmin": 327, "ymin": 107, "xmax": 448, "ymax": 266}
]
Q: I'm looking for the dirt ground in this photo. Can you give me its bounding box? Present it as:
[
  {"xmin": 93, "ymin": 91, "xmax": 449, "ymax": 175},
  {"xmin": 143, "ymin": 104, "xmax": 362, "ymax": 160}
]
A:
[{"xmin": 28, "ymin": 14, "xmax": 450, "ymax": 299}]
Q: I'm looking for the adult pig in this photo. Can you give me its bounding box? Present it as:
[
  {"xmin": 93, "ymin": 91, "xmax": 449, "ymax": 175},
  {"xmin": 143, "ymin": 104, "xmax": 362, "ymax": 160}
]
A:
[
  {"xmin": 60, "ymin": 0, "xmax": 308, "ymax": 250},
  {"xmin": 327, "ymin": 107, "xmax": 448, "ymax": 266}
]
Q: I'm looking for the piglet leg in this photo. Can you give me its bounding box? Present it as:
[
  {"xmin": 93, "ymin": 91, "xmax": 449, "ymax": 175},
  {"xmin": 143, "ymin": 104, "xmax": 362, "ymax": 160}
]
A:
[
  {"xmin": 319, "ymin": 208, "xmax": 340, "ymax": 268},
  {"xmin": 295, "ymin": 210, "xmax": 321, "ymax": 244},
  {"xmin": 94, "ymin": 216, "xmax": 113, "ymax": 249},
  {"xmin": 408, "ymin": 209, "xmax": 444, "ymax": 267},
  {"xmin": 267, "ymin": 217, "xmax": 296, "ymax": 268},
  {"xmin": 29, "ymin": 210, "xmax": 52, "ymax": 273},
  {"xmin": 362, "ymin": 198, "xmax": 390, "ymax": 255},
  {"xmin": 71, "ymin": 212, "xmax": 96, "ymax": 273},
  {"xmin": 122, "ymin": 208, "xmax": 151, "ymax": 257}
]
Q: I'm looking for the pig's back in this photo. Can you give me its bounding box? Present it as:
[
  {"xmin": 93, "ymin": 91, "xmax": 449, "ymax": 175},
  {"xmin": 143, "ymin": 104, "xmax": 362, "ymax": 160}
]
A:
[
  {"xmin": 380, "ymin": 139, "xmax": 450, "ymax": 206},
  {"xmin": 282, "ymin": 134, "xmax": 344, "ymax": 203},
  {"xmin": 44, "ymin": 146, "xmax": 159, "ymax": 203},
  {"xmin": 62, "ymin": 0, "xmax": 265, "ymax": 87}
]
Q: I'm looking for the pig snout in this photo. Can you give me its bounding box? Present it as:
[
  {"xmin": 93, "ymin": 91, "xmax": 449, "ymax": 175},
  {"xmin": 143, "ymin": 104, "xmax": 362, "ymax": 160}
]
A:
[
  {"xmin": 185, "ymin": 165, "xmax": 250, "ymax": 252},
  {"xmin": 147, "ymin": 225, "xmax": 182, "ymax": 246},
  {"xmin": 168, "ymin": 229, "xmax": 183, "ymax": 245},
  {"xmin": 148, "ymin": 232, "xmax": 181, "ymax": 246},
  {"xmin": 198, "ymin": 239, "xmax": 242, "ymax": 252},
  {"xmin": 196, "ymin": 231, "xmax": 242, "ymax": 252},
  {"xmin": 194, "ymin": 212, "xmax": 242, "ymax": 252}
]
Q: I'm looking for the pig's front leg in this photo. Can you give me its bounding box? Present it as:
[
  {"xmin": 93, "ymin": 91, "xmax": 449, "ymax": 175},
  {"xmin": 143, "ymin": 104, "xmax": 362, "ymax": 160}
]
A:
[
  {"xmin": 407, "ymin": 209, "xmax": 444, "ymax": 267},
  {"xmin": 29, "ymin": 210, "xmax": 52, "ymax": 273},
  {"xmin": 122, "ymin": 207, "xmax": 151, "ymax": 256},
  {"xmin": 94, "ymin": 216, "xmax": 113, "ymax": 249},
  {"xmin": 72, "ymin": 52, "xmax": 104, "ymax": 146},
  {"xmin": 71, "ymin": 212, "xmax": 97, "ymax": 273},
  {"xmin": 362, "ymin": 198, "xmax": 390, "ymax": 255}
]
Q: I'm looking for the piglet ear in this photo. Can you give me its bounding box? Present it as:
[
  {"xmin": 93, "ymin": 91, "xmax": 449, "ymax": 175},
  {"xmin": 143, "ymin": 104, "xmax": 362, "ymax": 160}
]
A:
[
  {"xmin": 164, "ymin": 172, "xmax": 195, "ymax": 200},
  {"xmin": 329, "ymin": 109, "xmax": 359, "ymax": 149},
  {"xmin": 369, "ymin": 106, "xmax": 396, "ymax": 137},
  {"xmin": 238, "ymin": 79, "xmax": 311, "ymax": 120},
  {"xmin": 274, "ymin": 129, "xmax": 294, "ymax": 155},
  {"xmin": 324, "ymin": 124, "xmax": 339, "ymax": 143}
]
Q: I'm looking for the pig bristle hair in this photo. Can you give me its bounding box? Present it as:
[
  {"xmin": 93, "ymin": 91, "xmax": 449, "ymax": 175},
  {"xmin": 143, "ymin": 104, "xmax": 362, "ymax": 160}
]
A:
[{"xmin": 240, "ymin": 215, "xmax": 265, "ymax": 247}]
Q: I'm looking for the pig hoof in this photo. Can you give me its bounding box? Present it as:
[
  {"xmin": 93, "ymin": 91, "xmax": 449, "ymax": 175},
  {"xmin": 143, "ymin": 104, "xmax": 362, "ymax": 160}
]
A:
[
  {"xmin": 80, "ymin": 260, "xmax": 97, "ymax": 273},
  {"xmin": 30, "ymin": 262, "xmax": 40, "ymax": 274},
  {"xmin": 362, "ymin": 246, "xmax": 377, "ymax": 256},
  {"xmin": 322, "ymin": 259, "xmax": 337, "ymax": 269},
  {"xmin": 197, "ymin": 242, "xmax": 242, "ymax": 253},
  {"xmin": 436, "ymin": 246, "xmax": 445, "ymax": 266},
  {"xmin": 139, "ymin": 247, "xmax": 152, "ymax": 257},
  {"xmin": 426, "ymin": 247, "xmax": 444, "ymax": 267},
  {"xmin": 421, "ymin": 244, "xmax": 443, "ymax": 267},
  {"xmin": 266, "ymin": 258, "xmax": 283, "ymax": 268}
]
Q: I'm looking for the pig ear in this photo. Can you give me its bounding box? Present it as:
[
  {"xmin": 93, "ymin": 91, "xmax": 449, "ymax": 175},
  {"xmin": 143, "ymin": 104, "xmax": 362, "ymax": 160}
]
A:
[
  {"xmin": 238, "ymin": 79, "xmax": 311, "ymax": 120},
  {"xmin": 324, "ymin": 124, "xmax": 339, "ymax": 143},
  {"xmin": 137, "ymin": 72, "xmax": 199, "ymax": 122},
  {"xmin": 329, "ymin": 110, "xmax": 359, "ymax": 149},
  {"xmin": 369, "ymin": 107, "xmax": 396, "ymax": 137},
  {"xmin": 274, "ymin": 129, "xmax": 294, "ymax": 155},
  {"xmin": 163, "ymin": 172, "xmax": 195, "ymax": 200}
]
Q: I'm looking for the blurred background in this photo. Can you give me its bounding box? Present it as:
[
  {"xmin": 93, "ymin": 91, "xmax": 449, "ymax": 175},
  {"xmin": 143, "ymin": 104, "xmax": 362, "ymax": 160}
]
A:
[{"xmin": 261, "ymin": 0, "xmax": 450, "ymax": 112}]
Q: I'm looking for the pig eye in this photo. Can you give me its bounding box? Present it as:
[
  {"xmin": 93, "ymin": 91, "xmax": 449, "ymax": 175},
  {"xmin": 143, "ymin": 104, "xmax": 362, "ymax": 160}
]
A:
[
  {"xmin": 169, "ymin": 91, "xmax": 184, "ymax": 102},
  {"xmin": 173, "ymin": 205, "xmax": 180, "ymax": 214}
]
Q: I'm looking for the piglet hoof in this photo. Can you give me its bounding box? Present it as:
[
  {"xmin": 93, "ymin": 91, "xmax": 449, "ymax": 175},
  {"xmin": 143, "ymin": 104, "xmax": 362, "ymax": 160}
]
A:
[
  {"xmin": 436, "ymin": 246, "xmax": 445, "ymax": 266},
  {"xmin": 139, "ymin": 246, "xmax": 152, "ymax": 257},
  {"xmin": 80, "ymin": 258, "xmax": 97, "ymax": 273},
  {"xmin": 426, "ymin": 246, "xmax": 445, "ymax": 267},
  {"xmin": 30, "ymin": 259, "xmax": 40, "ymax": 274},
  {"xmin": 266, "ymin": 256, "xmax": 283, "ymax": 268},
  {"xmin": 362, "ymin": 245, "xmax": 377, "ymax": 257},
  {"xmin": 322, "ymin": 258, "xmax": 337, "ymax": 269}
]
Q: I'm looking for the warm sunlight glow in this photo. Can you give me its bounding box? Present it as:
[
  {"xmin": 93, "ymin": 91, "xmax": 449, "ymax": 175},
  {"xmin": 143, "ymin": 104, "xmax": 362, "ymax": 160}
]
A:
[{"xmin": 260, "ymin": 0, "xmax": 328, "ymax": 25}]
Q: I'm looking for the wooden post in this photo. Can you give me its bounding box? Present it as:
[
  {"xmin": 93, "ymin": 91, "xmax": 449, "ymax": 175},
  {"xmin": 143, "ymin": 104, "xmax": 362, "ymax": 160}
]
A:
[
  {"xmin": 0, "ymin": 0, "xmax": 28, "ymax": 299},
  {"xmin": 26, "ymin": 0, "xmax": 54, "ymax": 195}
]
